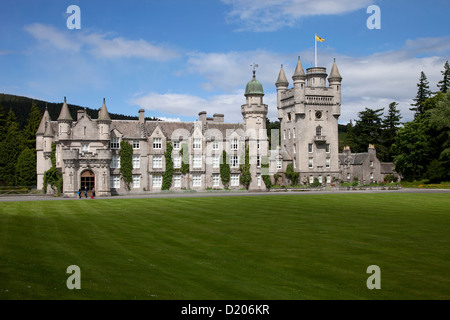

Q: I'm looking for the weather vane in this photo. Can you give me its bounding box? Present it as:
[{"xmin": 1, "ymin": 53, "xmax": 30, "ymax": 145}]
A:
[{"xmin": 251, "ymin": 62, "xmax": 258, "ymax": 77}]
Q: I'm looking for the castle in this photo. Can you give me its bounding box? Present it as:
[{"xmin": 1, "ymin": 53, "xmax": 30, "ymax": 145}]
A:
[{"xmin": 36, "ymin": 58, "xmax": 397, "ymax": 197}]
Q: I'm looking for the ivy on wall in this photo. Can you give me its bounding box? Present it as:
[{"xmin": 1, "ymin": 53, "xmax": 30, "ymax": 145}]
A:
[
  {"xmin": 162, "ymin": 142, "xmax": 173, "ymax": 190},
  {"xmin": 180, "ymin": 143, "xmax": 189, "ymax": 175},
  {"xmin": 239, "ymin": 145, "xmax": 251, "ymax": 189},
  {"xmin": 43, "ymin": 142, "xmax": 62, "ymax": 195},
  {"xmin": 119, "ymin": 140, "xmax": 133, "ymax": 191},
  {"xmin": 220, "ymin": 150, "xmax": 230, "ymax": 188}
]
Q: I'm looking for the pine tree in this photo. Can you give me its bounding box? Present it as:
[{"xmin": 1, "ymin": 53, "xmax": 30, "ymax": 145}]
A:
[
  {"xmin": 437, "ymin": 60, "xmax": 450, "ymax": 93},
  {"xmin": 162, "ymin": 142, "xmax": 173, "ymax": 190},
  {"xmin": 0, "ymin": 104, "xmax": 6, "ymax": 141},
  {"xmin": 220, "ymin": 150, "xmax": 230, "ymax": 188},
  {"xmin": 119, "ymin": 141, "xmax": 133, "ymax": 191},
  {"xmin": 410, "ymin": 71, "xmax": 432, "ymax": 117},
  {"xmin": 23, "ymin": 102, "xmax": 42, "ymax": 152},
  {"xmin": 380, "ymin": 102, "xmax": 402, "ymax": 161},
  {"xmin": 239, "ymin": 145, "xmax": 251, "ymax": 189},
  {"xmin": 16, "ymin": 147, "xmax": 36, "ymax": 186},
  {"xmin": 0, "ymin": 109, "xmax": 24, "ymax": 185},
  {"xmin": 352, "ymin": 107, "xmax": 384, "ymax": 152}
]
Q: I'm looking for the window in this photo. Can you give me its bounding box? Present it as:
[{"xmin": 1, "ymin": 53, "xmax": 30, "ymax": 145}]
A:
[
  {"xmin": 213, "ymin": 154, "xmax": 220, "ymax": 168},
  {"xmin": 173, "ymin": 175, "xmax": 181, "ymax": 187},
  {"xmin": 230, "ymin": 155, "xmax": 239, "ymax": 168},
  {"xmin": 318, "ymin": 175, "xmax": 322, "ymax": 184},
  {"xmin": 110, "ymin": 137, "xmax": 119, "ymax": 149},
  {"xmin": 212, "ymin": 141, "xmax": 219, "ymax": 150},
  {"xmin": 111, "ymin": 155, "xmax": 120, "ymax": 168},
  {"xmin": 132, "ymin": 155, "xmax": 140, "ymax": 169},
  {"xmin": 213, "ymin": 174, "xmax": 220, "ymax": 187},
  {"xmin": 133, "ymin": 140, "xmax": 140, "ymax": 149},
  {"xmin": 173, "ymin": 155, "xmax": 181, "ymax": 168},
  {"xmin": 326, "ymin": 157, "xmax": 330, "ymax": 168},
  {"xmin": 370, "ymin": 172, "xmax": 374, "ymax": 180},
  {"xmin": 293, "ymin": 129, "xmax": 296, "ymax": 139},
  {"xmin": 370, "ymin": 160, "xmax": 374, "ymax": 167},
  {"xmin": 257, "ymin": 174, "xmax": 261, "ymax": 187},
  {"xmin": 230, "ymin": 174, "xmax": 240, "ymax": 187},
  {"xmin": 257, "ymin": 140, "xmax": 260, "ymax": 149},
  {"xmin": 316, "ymin": 126, "xmax": 322, "ymax": 136},
  {"xmin": 256, "ymin": 155, "xmax": 261, "ymax": 167},
  {"xmin": 110, "ymin": 175, "xmax": 120, "ymax": 188},
  {"xmin": 276, "ymin": 159, "xmax": 282, "ymax": 170},
  {"xmin": 308, "ymin": 143, "xmax": 313, "ymax": 153},
  {"xmin": 309, "ymin": 157, "xmax": 313, "ymax": 168},
  {"xmin": 153, "ymin": 138, "xmax": 162, "ymax": 149},
  {"xmin": 152, "ymin": 175, "xmax": 162, "ymax": 188},
  {"xmin": 193, "ymin": 174, "xmax": 202, "ymax": 187},
  {"xmin": 309, "ymin": 176, "xmax": 314, "ymax": 184},
  {"xmin": 326, "ymin": 144, "xmax": 330, "ymax": 153},
  {"xmin": 294, "ymin": 158, "xmax": 296, "ymax": 169},
  {"xmin": 283, "ymin": 130, "xmax": 286, "ymax": 140},
  {"xmin": 193, "ymin": 155, "xmax": 202, "ymax": 168},
  {"xmin": 327, "ymin": 175, "xmax": 331, "ymax": 184},
  {"xmin": 153, "ymin": 155, "xmax": 162, "ymax": 169},
  {"xmin": 347, "ymin": 173, "xmax": 351, "ymax": 180},
  {"xmin": 81, "ymin": 144, "xmax": 89, "ymax": 152},
  {"xmin": 193, "ymin": 138, "xmax": 202, "ymax": 150},
  {"xmin": 173, "ymin": 141, "xmax": 180, "ymax": 149},
  {"xmin": 132, "ymin": 175, "xmax": 140, "ymax": 189},
  {"xmin": 231, "ymin": 138, "xmax": 238, "ymax": 150},
  {"xmin": 293, "ymin": 144, "xmax": 296, "ymax": 154}
]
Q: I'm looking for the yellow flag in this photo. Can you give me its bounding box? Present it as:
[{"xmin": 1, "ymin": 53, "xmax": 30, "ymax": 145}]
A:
[{"xmin": 316, "ymin": 35, "xmax": 325, "ymax": 42}]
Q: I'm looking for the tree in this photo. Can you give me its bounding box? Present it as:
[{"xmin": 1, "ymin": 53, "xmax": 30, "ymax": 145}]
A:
[
  {"xmin": 162, "ymin": 142, "xmax": 173, "ymax": 190},
  {"xmin": 239, "ymin": 145, "xmax": 251, "ymax": 189},
  {"xmin": 285, "ymin": 163, "xmax": 299, "ymax": 186},
  {"xmin": 392, "ymin": 120, "xmax": 431, "ymax": 181},
  {"xmin": 428, "ymin": 91, "xmax": 450, "ymax": 180},
  {"xmin": 220, "ymin": 150, "xmax": 230, "ymax": 188},
  {"xmin": 410, "ymin": 71, "xmax": 432, "ymax": 117},
  {"xmin": 437, "ymin": 60, "xmax": 450, "ymax": 93},
  {"xmin": 119, "ymin": 141, "xmax": 133, "ymax": 191},
  {"xmin": 22, "ymin": 102, "xmax": 42, "ymax": 152},
  {"xmin": 352, "ymin": 107, "xmax": 384, "ymax": 152},
  {"xmin": 0, "ymin": 109, "xmax": 24, "ymax": 185},
  {"xmin": 342, "ymin": 120, "xmax": 355, "ymax": 151},
  {"xmin": 43, "ymin": 142, "xmax": 62, "ymax": 195},
  {"xmin": 0, "ymin": 104, "xmax": 6, "ymax": 142},
  {"xmin": 380, "ymin": 102, "xmax": 402, "ymax": 162},
  {"xmin": 16, "ymin": 147, "xmax": 37, "ymax": 186}
]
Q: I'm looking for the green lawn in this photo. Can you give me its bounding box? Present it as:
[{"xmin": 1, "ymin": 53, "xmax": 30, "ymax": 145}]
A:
[{"xmin": 0, "ymin": 193, "xmax": 449, "ymax": 300}]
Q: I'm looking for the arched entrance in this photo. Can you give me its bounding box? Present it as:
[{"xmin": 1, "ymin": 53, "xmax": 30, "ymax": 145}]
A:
[{"xmin": 80, "ymin": 170, "xmax": 95, "ymax": 197}]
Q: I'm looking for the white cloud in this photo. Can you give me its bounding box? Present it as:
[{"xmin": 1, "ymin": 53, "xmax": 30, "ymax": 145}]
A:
[
  {"xmin": 131, "ymin": 91, "xmax": 278, "ymax": 123},
  {"xmin": 221, "ymin": 0, "xmax": 373, "ymax": 31},
  {"xmin": 24, "ymin": 23, "xmax": 179, "ymax": 61}
]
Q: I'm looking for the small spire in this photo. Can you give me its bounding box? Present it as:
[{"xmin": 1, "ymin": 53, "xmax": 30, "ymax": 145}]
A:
[
  {"xmin": 293, "ymin": 56, "xmax": 306, "ymax": 80},
  {"xmin": 103, "ymin": 97, "xmax": 106, "ymax": 104},
  {"xmin": 58, "ymin": 96, "xmax": 73, "ymax": 121},
  {"xmin": 276, "ymin": 64, "xmax": 289, "ymax": 87}
]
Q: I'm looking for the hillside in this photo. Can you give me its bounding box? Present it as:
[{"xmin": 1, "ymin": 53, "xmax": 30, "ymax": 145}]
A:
[{"xmin": 0, "ymin": 93, "xmax": 159, "ymax": 129}]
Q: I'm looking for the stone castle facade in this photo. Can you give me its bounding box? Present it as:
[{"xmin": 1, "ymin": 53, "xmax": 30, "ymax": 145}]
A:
[{"xmin": 36, "ymin": 58, "xmax": 396, "ymax": 197}]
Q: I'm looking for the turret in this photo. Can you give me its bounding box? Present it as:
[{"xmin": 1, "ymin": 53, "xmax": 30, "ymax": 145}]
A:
[
  {"xmin": 98, "ymin": 98, "xmax": 111, "ymax": 140},
  {"xmin": 275, "ymin": 64, "xmax": 289, "ymax": 119},
  {"xmin": 292, "ymin": 56, "xmax": 306, "ymax": 115},
  {"xmin": 57, "ymin": 96, "xmax": 73, "ymax": 140},
  {"xmin": 241, "ymin": 68, "xmax": 268, "ymax": 130},
  {"xmin": 328, "ymin": 58, "xmax": 342, "ymax": 115},
  {"xmin": 43, "ymin": 120, "xmax": 54, "ymax": 153}
]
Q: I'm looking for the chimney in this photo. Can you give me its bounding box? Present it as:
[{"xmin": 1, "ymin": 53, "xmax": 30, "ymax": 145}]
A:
[
  {"xmin": 77, "ymin": 109, "xmax": 85, "ymax": 121},
  {"xmin": 368, "ymin": 144, "xmax": 376, "ymax": 154},
  {"xmin": 213, "ymin": 113, "xmax": 224, "ymax": 123},
  {"xmin": 139, "ymin": 109, "xmax": 145, "ymax": 124},
  {"xmin": 198, "ymin": 111, "xmax": 207, "ymax": 123},
  {"xmin": 343, "ymin": 146, "xmax": 351, "ymax": 156}
]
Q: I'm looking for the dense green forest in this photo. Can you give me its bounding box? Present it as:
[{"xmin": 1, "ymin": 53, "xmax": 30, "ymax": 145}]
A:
[{"xmin": 0, "ymin": 60, "xmax": 448, "ymax": 187}]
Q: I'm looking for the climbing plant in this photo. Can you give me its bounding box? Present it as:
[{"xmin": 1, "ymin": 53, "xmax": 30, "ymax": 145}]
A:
[
  {"xmin": 162, "ymin": 142, "xmax": 173, "ymax": 190},
  {"xmin": 239, "ymin": 145, "xmax": 251, "ymax": 189},
  {"xmin": 119, "ymin": 140, "xmax": 133, "ymax": 191},
  {"xmin": 180, "ymin": 143, "xmax": 190, "ymax": 175},
  {"xmin": 43, "ymin": 142, "xmax": 62, "ymax": 195},
  {"xmin": 220, "ymin": 150, "xmax": 230, "ymax": 188}
]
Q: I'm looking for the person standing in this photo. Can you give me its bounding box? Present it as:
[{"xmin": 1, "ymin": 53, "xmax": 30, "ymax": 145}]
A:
[
  {"xmin": 84, "ymin": 187, "xmax": 88, "ymax": 198},
  {"xmin": 92, "ymin": 188, "xmax": 96, "ymax": 198},
  {"xmin": 78, "ymin": 188, "xmax": 81, "ymax": 199}
]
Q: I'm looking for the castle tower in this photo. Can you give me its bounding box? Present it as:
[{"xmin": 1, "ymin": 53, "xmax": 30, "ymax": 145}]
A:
[
  {"xmin": 277, "ymin": 58, "xmax": 342, "ymax": 185},
  {"xmin": 241, "ymin": 67, "xmax": 268, "ymax": 191},
  {"xmin": 97, "ymin": 98, "xmax": 111, "ymax": 141},
  {"xmin": 57, "ymin": 96, "xmax": 73, "ymax": 140},
  {"xmin": 36, "ymin": 108, "xmax": 52, "ymax": 191},
  {"xmin": 275, "ymin": 64, "xmax": 289, "ymax": 120}
]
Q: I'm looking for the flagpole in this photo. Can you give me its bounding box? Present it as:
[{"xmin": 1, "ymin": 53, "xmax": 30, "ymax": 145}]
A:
[{"xmin": 314, "ymin": 33, "xmax": 317, "ymax": 67}]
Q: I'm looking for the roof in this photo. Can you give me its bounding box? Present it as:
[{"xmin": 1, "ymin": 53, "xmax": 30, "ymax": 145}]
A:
[
  {"xmin": 36, "ymin": 108, "xmax": 51, "ymax": 135},
  {"xmin": 381, "ymin": 162, "xmax": 396, "ymax": 174},
  {"xmin": 57, "ymin": 97, "xmax": 73, "ymax": 121},
  {"xmin": 339, "ymin": 152, "xmax": 369, "ymax": 165},
  {"xmin": 275, "ymin": 65, "xmax": 289, "ymax": 87},
  {"xmin": 292, "ymin": 57, "xmax": 306, "ymax": 80},
  {"xmin": 245, "ymin": 72, "xmax": 264, "ymax": 96},
  {"xmin": 328, "ymin": 60, "xmax": 342, "ymax": 80},
  {"xmin": 98, "ymin": 98, "xmax": 111, "ymax": 121}
]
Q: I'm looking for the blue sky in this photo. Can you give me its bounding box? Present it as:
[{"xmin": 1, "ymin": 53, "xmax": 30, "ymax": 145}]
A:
[{"xmin": 0, "ymin": 0, "xmax": 449, "ymax": 123}]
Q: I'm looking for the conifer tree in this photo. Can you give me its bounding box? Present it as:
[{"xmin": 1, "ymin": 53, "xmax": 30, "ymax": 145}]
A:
[
  {"xmin": 23, "ymin": 102, "xmax": 42, "ymax": 152},
  {"xmin": 0, "ymin": 109, "xmax": 24, "ymax": 185},
  {"xmin": 410, "ymin": 71, "xmax": 432, "ymax": 117},
  {"xmin": 16, "ymin": 147, "xmax": 36, "ymax": 186},
  {"xmin": 437, "ymin": 60, "xmax": 449, "ymax": 93},
  {"xmin": 380, "ymin": 102, "xmax": 402, "ymax": 161}
]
